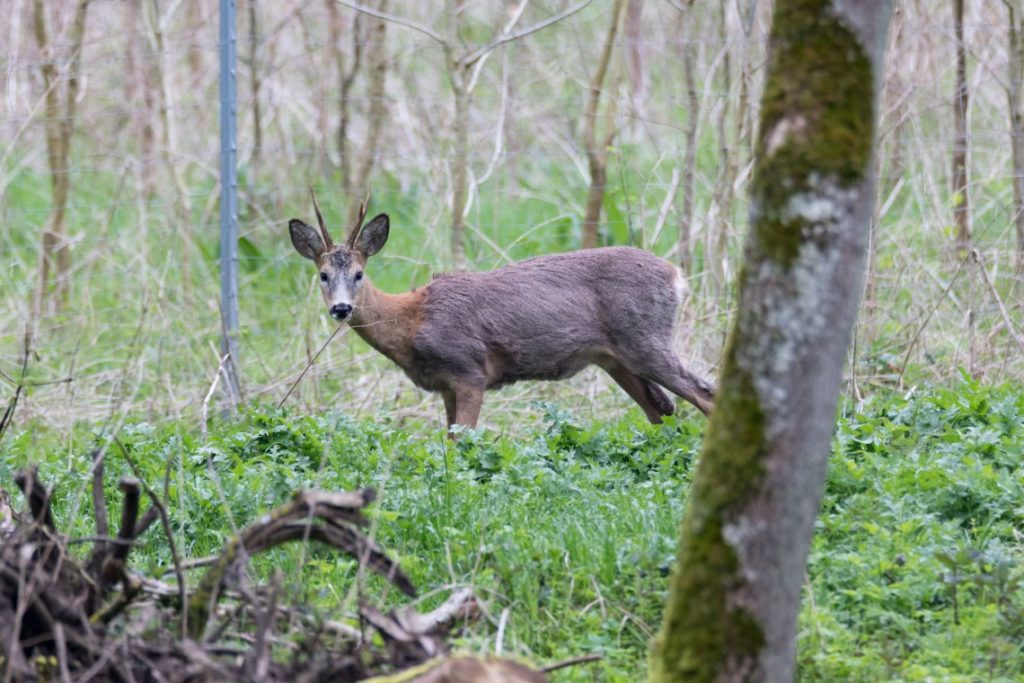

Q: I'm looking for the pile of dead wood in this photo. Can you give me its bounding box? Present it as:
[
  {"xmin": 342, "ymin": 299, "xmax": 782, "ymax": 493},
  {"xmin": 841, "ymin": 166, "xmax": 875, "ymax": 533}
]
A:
[{"xmin": 0, "ymin": 466, "xmax": 568, "ymax": 682}]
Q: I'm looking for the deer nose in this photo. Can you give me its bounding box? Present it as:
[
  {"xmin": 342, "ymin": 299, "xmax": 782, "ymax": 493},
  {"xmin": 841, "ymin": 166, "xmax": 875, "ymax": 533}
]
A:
[{"xmin": 330, "ymin": 303, "xmax": 353, "ymax": 321}]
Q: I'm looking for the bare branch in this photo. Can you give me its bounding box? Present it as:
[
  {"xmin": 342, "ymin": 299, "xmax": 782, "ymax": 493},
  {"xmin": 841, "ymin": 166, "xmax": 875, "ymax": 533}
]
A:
[
  {"xmin": 465, "ymin": 0, "xmax": 529, "ymax": 92},
  {"xmin": 113, "ymin": 436, "xmax": 189, "ymax": 638},
  {"xmin": 277, "ymin": 326, "xmax": 344, "ymax": 409},
  {"xmin": 200, "ymin": 353, "xmax": 230, "ymax": 441},
  {"xmin": 14, "ymin": 466, "xmax": 54, "ymax": 529},
  {"xmin": 113, "ymin": 478, "xmax": 141, "ymax": 564},
  {"xmin": 541, "ymin": 653, "xmax": 604, "ymax": 673},
  {"xmin": 186, "ymin": 488, "xmax": 413, "ymax": 639},
  {"xmin": 462, "ymin": 0, "xmax": 594, "ymax": 67},
  {"xmin": 335, "ymin": 0, "xmax": 446, "ymax": 45},
  {"xmin": 973, "ymin": 250, "xmax": 1024, "ymax": 355}
]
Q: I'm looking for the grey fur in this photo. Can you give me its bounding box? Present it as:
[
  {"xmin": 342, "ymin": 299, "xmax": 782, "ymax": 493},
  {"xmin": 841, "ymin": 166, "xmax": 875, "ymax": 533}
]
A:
[{"xmin": 406, "ymin": 247, "xmax": 714, "ymax": 415}]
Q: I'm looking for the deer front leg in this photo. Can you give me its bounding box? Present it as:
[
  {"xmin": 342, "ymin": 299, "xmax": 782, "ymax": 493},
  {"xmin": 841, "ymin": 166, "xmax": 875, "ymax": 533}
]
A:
[
  {"xmin": 442, "ymin": 390, "xmax": 456, "ymax": 430},
  {"xmin": 449, "ymin": 383, "xmax": 484, "ymax": 438}
]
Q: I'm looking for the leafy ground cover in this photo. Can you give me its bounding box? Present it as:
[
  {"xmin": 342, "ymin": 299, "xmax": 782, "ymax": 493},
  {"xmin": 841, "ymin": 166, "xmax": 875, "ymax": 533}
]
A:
[{"xmin": 3, "ymin": 379, "xmax": 1023, "ymax": 681}]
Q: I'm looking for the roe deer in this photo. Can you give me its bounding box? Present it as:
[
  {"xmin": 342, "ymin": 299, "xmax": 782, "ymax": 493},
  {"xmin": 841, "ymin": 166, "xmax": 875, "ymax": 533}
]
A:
[{"xmin": 288, "ymin": 195, "xmax": 714, "ymax": 432}]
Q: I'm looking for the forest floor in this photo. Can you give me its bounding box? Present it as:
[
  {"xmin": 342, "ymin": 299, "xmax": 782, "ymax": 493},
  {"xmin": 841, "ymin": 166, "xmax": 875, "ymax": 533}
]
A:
[{"xmin": 4, "ymin": 379, "xmax": 1023, "ymax": 681}]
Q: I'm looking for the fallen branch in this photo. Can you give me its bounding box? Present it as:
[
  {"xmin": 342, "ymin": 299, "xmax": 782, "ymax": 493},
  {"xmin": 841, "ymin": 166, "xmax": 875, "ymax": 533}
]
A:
[
  {"xmin": 1, "ymin": 467, "xmax": 566, "ymax": 681},
  {"xmin": 186, "ymin": 488, "xmax": 414, "ymax": 638}
]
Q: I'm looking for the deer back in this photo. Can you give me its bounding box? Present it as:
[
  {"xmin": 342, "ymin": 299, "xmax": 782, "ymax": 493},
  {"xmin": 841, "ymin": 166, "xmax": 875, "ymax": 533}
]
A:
[{"xmin": 409, "ymin": 247, "xmax": 684, "ymax": 389}]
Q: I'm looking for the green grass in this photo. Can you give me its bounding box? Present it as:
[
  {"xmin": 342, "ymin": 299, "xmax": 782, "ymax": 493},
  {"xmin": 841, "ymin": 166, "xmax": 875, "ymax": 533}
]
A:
[{"xmin": 3, "ymin": 380, "xmax": 1023, "ymax": 680}]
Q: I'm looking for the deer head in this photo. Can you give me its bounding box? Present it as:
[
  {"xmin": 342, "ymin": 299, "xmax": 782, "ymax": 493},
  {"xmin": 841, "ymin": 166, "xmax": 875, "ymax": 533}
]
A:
[{"xmin": 289, "ymin": 190, "xmax": 390, "ymax": 322}]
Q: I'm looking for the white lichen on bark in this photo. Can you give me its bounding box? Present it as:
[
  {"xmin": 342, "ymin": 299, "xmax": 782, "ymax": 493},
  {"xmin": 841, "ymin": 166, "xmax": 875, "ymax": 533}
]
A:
[{"xmin": 736, "ymin": 179, "xmax": 859, "ymax": 431}]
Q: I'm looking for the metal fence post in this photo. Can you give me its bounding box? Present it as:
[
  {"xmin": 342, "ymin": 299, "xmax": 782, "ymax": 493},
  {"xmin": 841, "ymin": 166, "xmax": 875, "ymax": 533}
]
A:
[{"xmin": 219, "ymin": 0, "xmax": 241, "ymax": 408}]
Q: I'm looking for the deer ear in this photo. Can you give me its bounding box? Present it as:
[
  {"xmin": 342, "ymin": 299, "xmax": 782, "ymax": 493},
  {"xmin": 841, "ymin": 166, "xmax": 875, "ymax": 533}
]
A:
[
  {"xmin": 289, "ymin": 219, "xmax": 325, "ymax": 261},
  {"xmin": 356, "ymin": 214, "xmax": 389, "ymax": 258}
]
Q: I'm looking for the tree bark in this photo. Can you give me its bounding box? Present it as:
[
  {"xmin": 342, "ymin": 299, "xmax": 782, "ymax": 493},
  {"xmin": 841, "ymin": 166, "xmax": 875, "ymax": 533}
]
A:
[
  {"xmin": 952, "ymin": 0, "xmax": 970, "ymax": 252},
  {"xmin": 580, "ymin": 0, "xmax": 627, "ymax": 249},
  {"xmin": 649, "ymin": 1, "xmax": 893, "ymax": 681}
]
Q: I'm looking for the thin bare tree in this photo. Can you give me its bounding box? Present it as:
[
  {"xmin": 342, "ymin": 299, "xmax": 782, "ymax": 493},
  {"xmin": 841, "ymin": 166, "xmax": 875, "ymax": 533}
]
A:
[
  {"xmin": 185, "ymin": 0, "xmax": 206, "ymax": 82},
  {"xmin": 346, "ymin": 0, "xmax": 389, "ymax": 227},
  {"xmin": 673, "ymin": 0, "xmax": 700, "ymax": 275},
  {"xmin": 247, "ymin": 0, "xmax": 263, "ymax": 164},
  {"xmin": 733, "ymin": 0, "xmax": 761, "ymax": 163},
  {"xmin": 326, "ymin": 0, "xmax": 364, "ymax": 187},
  {"xmin": 580, "ymin": 0, "xmax": 627, "ymax": 249},
  {"xmin": 952, "ymin": 0, "xmax": 970, "ymax": 252},
  {"xmin": 144, "ymin": 0, "xmax": 195, "ymax": 290},
  {"xmin": 649, "ymin": 0, "xmax": 894, "ymax": 680},
  {"xmin": 624, "ymin": 0, "xmax": 647, "ymax": 120},
  {"xmin": 707, "ymin": 3, "xmax": 735, "ymax": 300},
  {"xmin": 1005, "ymin": 0, "xmax": 1024, "ymax": 271},
  {"xmin": 32, "ymin": 0, "xmax": 91, "ymax": 307},
  {"xmin": 125, "ymin": 0, "xmax": 158, "ymax": 198},
  {"xmin": 880, "ymin": 6, "xmax": 910, "ymax": 196},
  {"xmin": 338, "ymin": 0, "xmax": 593, "ymax": 269}
]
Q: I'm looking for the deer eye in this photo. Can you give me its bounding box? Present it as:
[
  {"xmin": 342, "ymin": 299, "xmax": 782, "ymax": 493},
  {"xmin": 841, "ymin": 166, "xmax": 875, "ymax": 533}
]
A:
[
  {"xmin": 319, "ymin": 272, "xmax": 328, "ymax": 282},
  {"xmin": 354, "ymin": 271, "xmax": 363, "ymax": 282}
]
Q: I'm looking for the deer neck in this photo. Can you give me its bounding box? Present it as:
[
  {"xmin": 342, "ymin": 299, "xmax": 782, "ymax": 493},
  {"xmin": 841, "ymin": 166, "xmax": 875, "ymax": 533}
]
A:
[{"xmin": 349, "ymin": 279, "xmax": 423, "ymax": 371}]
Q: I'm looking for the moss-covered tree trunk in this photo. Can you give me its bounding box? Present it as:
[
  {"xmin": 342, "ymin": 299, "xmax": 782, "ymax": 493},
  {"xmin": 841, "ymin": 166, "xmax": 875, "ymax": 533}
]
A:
[{"xmin": 649, "ymin": 2, "xmax": 893, "ymax": 681}]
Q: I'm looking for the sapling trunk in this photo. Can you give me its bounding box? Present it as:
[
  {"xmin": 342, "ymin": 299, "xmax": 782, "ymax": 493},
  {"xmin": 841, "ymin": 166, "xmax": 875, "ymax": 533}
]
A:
[
  {"xmin": 1006, "ymin": 1, "xmax": 1024, "ymax": 271},
  {"xmin": 677, "ymin": 2, "xmax": 700, "ymax": 276},
  {"xmin": 581, "ymin": 0, "xmax": 627, "ymax": 249},
  {"xmin": 33, "ymin": 0, "xmax": 90, "ymax": 308},
  {"xmin": 952, "ymin": 0, "xmax": 970, "ymax": 253},
  {"xmin": 348, "ymin": 2, "xmax": 390, "ymax": 227}
]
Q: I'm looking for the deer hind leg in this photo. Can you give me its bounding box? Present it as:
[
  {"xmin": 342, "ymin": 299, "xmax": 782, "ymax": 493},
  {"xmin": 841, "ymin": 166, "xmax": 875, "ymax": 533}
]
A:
[
  {"xmin": 602, "ymin": 360, "xmax": 675, "ymax": 424},
  {"xmin": 622, "ymin": 351, "xmax": 715, "ymax": 417}
]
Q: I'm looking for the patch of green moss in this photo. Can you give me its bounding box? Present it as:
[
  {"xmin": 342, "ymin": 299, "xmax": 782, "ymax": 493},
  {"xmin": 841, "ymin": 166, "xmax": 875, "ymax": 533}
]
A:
[
  {"xmin": 649, "ymin": 339, "xmax": 767, "ymax": 681},
  {"xmin": 752, "ymin": 0, "xmax": 875, "ymax": 268}
]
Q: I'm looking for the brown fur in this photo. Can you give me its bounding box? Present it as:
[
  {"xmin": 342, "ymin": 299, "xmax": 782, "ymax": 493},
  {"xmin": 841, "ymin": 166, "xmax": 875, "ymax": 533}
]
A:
[{"xmin": 350, "ymin": 285, "xmax": 426, "ymax": 370}]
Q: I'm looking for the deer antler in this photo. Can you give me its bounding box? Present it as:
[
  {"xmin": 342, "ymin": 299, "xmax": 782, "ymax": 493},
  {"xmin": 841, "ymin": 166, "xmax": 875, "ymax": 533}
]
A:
[
  {"xmin": 310, "ymin": 188, "xmax": 333, "ymax": 250},
  {"xmin": 346, "ymin": 190, "xmax": 372, "ymax": 249}
]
